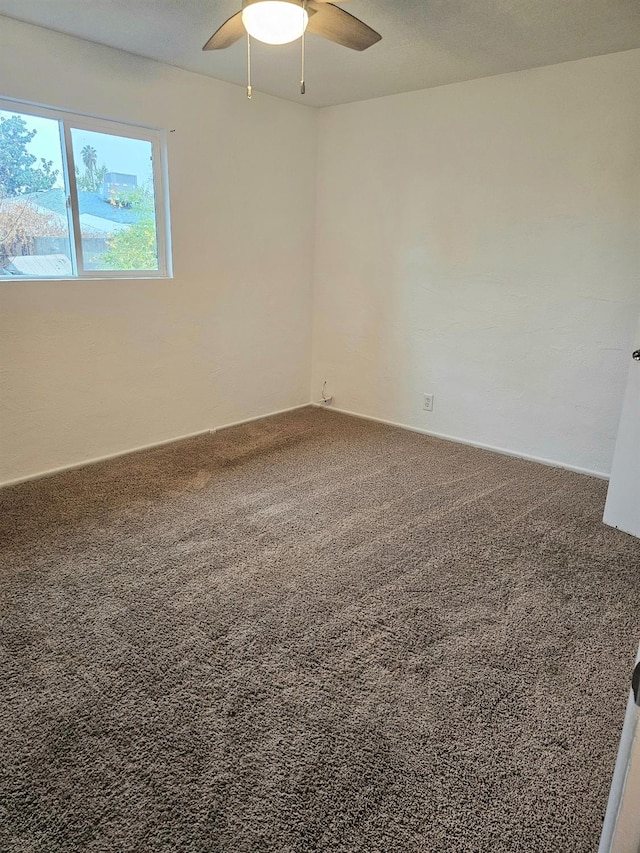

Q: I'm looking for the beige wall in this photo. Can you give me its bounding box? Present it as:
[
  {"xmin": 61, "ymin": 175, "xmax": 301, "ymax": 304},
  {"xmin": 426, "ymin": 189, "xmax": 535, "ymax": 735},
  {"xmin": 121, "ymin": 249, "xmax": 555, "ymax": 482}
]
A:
[
  {"xmin": 0, "ymin": 17, "xmax": 317, "ymax": 484},
  {"xmin": 1, "ymin": 20, "xmax": 639, "ymax": 484},
  {"xmin": 311, "ymin": 50, "xmax": 640, "ymax": 476}
]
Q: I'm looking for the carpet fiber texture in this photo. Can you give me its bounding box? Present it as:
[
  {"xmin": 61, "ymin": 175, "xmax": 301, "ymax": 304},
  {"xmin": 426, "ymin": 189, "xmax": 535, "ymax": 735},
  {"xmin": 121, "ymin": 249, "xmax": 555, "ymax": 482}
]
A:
[{"xmin": 1, "ymin": 407, "xmax": 639, "ymax": 852}]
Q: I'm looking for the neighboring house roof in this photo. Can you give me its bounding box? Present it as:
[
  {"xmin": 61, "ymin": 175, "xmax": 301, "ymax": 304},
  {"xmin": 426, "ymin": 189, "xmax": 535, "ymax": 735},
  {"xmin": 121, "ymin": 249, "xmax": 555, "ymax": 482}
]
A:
[
  {"xmin": 78, "ymin": 213, "xmax": 130, "ymax": 235},
  {"xmin": 2, "ymin": 189, "xmax": 141, "ymax": 239},
  {"xmin": 5, "ymin": 254, "xmax": 72, "ymax": 277},
  {"xmin": 12, "ymin": 203, "xmax": 131, "ymax": 237},
  {"xmin": 23, "ymin": 189, "xmax": 141, "ymax": 225}
]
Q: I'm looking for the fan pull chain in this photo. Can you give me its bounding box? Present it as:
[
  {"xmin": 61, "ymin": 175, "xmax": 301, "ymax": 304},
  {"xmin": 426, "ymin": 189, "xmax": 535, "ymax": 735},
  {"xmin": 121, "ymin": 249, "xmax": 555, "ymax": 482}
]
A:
[
  {"xmin": 247, "ymin": 33, "xmax": 252, "ymax": 99},
  {"xmin": 300, "ymin": 1, "xmax": 306, "ymax": 95}
]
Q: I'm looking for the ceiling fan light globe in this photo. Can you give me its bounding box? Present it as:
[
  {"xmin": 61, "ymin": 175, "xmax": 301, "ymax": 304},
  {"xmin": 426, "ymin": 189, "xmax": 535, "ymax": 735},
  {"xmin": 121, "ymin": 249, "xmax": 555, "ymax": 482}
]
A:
[{"xmin": 242, "ymin": 1, "xmax": 309, "ymax": 45}]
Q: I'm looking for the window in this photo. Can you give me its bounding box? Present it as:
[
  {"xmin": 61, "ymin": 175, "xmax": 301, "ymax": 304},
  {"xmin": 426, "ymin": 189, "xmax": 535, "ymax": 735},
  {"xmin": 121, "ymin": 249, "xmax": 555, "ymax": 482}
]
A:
[{"xmin": 0, "ymin": 98, "xmax": 170, "ymax": 279}]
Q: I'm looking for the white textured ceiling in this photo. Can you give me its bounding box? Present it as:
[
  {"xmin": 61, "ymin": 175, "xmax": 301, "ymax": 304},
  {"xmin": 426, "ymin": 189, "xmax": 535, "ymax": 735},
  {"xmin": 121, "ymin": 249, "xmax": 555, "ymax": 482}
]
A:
[{"xmin": 1, "ymin": 0, "xmax": 639, "ymax": 107}]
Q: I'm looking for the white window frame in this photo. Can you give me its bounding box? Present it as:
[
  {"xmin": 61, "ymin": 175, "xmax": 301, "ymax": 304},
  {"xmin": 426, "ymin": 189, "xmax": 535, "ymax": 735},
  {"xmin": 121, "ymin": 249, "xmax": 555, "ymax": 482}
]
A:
[{"xmin": 0, "ymin": 96, "xmax": 172, "ymax": 281}]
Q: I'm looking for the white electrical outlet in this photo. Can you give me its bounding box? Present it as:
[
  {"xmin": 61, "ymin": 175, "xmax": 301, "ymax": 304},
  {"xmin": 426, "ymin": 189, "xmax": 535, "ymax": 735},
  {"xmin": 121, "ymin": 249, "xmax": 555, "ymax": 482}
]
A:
[{"xmin": 423, "ymin": 394, "xmax": 434, "ymax": 412}]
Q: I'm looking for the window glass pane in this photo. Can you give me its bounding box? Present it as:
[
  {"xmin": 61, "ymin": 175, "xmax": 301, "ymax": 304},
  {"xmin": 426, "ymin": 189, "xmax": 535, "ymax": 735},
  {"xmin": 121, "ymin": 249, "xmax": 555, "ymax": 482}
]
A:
[
  {"xmin": 0, "ymin": 108, "xmax": 73, "ymax": 277},
  {"xmin": 70, "ymin": 128, "xmax": 159, "ymax": 272}
]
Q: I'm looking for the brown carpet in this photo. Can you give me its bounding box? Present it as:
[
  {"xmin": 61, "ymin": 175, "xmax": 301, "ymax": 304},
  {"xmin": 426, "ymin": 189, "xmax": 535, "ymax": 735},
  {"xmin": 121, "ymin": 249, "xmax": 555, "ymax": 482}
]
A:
[{"xmin": 1, "ymin": 406, "xmax": 639, "ymax": 852}]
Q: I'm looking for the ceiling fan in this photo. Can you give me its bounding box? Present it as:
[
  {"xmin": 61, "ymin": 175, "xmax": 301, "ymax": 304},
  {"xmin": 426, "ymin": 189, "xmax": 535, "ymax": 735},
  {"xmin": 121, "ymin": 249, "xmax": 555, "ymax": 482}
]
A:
[{"xmin": 203, "ymin": 0, "xmax": 381, "ymax": 98}]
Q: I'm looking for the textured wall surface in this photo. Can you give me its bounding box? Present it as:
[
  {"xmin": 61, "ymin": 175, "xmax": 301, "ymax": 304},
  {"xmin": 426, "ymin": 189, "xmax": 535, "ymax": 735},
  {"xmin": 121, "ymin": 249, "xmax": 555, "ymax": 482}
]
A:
[
  {"xmin": 0, "ymin": 17, "xmax": 317, "ymax": 484},
  {"xmin": 311, "ymin": 50, "xmax": 640, "ymax": 477},
  {"xmin": 1, "ymin": 25, "xmax": 639, "ymax": 484}
]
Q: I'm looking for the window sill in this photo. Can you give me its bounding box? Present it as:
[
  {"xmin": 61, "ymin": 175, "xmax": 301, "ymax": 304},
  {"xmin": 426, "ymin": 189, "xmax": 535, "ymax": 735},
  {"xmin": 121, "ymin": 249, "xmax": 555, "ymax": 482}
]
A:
[{"xmin": 0, "ymin": 274, "xmax": 173, "ymax": 283}]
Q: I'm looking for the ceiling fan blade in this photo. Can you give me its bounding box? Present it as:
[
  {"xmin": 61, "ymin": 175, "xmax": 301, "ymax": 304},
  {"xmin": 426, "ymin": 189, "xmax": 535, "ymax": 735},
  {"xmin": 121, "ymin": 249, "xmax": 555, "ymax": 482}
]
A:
[
  {"xmin": 203, "ymin": 11, "xmax": 245, "ymax": 50},
  {"xmin": 306, "ymin": 3, "xmax": 380, "ymax": 50}
]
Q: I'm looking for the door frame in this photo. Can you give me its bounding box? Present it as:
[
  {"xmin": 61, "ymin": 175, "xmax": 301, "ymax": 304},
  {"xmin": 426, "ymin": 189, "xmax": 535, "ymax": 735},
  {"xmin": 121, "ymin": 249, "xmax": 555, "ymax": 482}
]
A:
[{"xmin": 599, "ymin": 646, "xmax": 640, "ymax": 853}]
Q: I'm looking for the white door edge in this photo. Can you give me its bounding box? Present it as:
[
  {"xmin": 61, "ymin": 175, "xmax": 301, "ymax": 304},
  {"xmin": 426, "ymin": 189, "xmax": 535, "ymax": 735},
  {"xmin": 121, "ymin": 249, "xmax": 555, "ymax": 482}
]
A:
[{"xmin": 599, "ymin": 646, "xmax": 640, "ymax": 853}]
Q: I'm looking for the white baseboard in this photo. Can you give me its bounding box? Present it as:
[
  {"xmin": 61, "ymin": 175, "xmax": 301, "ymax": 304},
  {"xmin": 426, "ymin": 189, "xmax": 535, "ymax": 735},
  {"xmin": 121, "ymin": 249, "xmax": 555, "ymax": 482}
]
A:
[
  {"xmin": 315, "ymin": 404, "xmax": 610, "ymax": 481},
  {"xmin": 2, "ymin": 401, "xmax": 609, "ymax": 489},
  {"xmin": 0, "ymin": 403, "xmax": 310, "ymax": 489},
  {"xmin": 214, "ymin": 403, "xmax": 309, "ymax": 434}
]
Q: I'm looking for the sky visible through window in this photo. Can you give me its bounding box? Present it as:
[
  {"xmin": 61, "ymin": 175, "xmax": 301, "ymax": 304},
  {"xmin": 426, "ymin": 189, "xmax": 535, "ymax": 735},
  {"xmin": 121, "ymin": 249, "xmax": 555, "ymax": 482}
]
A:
[
  {"xmin": 0, "ymin": 106, "xmax": 162, "ymax": 276},
  {"xmin": 3, "ymin": 110, "xmax": 64, "ymax": 188},
  {"xmin": 70, "ymin": 128, "xmax": 154, "ymax": 190},
  {"xmin": 1, "ymin": 109, "xmax": 154, "ymax": 189}
]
